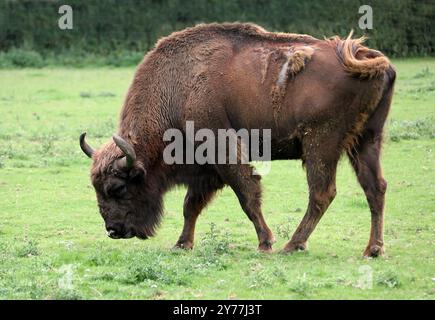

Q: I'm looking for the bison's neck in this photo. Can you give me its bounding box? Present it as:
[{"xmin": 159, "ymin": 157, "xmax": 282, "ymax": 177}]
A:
[{"xmin": 118, "ymin": 58, "xmax": 181, "ymax": 169}]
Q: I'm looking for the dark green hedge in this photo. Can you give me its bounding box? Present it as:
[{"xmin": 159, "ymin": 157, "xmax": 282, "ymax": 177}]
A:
[{"xmin": 0, "ymin": 0, "xmax": 433, "ymax": 58}]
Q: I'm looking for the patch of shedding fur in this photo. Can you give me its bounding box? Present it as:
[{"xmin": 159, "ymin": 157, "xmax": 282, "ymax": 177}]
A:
[
  {"xmin": 277, "ymin": 59, "xmax": 290, "ymax": 86},
  {"xmin": 256, "ymin": 49, "xmax": 273, "ymax": 83},
  {"xmin": 276, "ymin": 46, "xmax": 314, "ymax": 86},
  {"xmin": 271, "ymin": 45, "xmax": 315, "ymax": 125}
]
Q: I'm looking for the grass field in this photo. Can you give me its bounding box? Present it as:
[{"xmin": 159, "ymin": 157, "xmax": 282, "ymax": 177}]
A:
[{"xmin": 0, "ymin": 58, "xmax": 434, "ymax": 299}]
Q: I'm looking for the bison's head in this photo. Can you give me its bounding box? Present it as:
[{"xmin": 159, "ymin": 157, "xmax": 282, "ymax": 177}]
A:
[{"xmin": 80, "ymin": 133, "xmax": 161, "ymax": 240}]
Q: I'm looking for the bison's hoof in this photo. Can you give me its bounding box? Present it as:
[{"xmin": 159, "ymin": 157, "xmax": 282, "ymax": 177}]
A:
[
  {"xmin": 258, "ymin": 242, "xmax": 273, "ymax": 253},
  {"xmin": 173, "ymin": 241, "xmax": 194, "ymax": 250},
  {"xmin": 363, "ymin": 244, "xmax": 384, "ymax": 258},
  {"xmin": 281, "ymin": 242, "xmax": 307, "ymax": 254}
]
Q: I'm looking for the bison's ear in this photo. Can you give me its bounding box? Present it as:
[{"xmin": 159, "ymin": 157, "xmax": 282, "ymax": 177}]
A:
[{"xmin": 129, "ymin": 164, "xmax": 146, "ymax": 181}]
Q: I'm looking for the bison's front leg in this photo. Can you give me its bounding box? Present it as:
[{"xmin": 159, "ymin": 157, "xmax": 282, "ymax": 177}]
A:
[
  {"xmin": 215, "ymin": 164, "xmax": 275, "ymax": 252},
  {"xmin": 174, "ymin": 183, "xmax": 221, "ymax": 250}
]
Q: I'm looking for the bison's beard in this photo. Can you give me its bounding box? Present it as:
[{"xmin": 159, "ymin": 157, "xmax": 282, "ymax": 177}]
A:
[
  {"xmin": 131, "ymin": 188, "xmax": 164, "ymax": 240},
  {"xmin": 132, "ymin": 230, "xmax": 148, "ymax": 240}
]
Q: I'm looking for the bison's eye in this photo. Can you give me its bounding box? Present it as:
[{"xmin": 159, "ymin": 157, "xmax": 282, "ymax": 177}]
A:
[{"xmin": 108, "ymin": 184, "xmax": 127, "ymax": 198}]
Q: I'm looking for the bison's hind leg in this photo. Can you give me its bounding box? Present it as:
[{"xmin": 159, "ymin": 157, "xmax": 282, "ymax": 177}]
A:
[
  {"xmin": 282, "ymin": 130, "xmax": 340, "ymax": 254},
  {"xmin": 347, "ymin": 70, "xmax": 394, "ymax": 258},
  {"xmin": 348, "ymin": 133, "xmax": 387, "ymax": 258}
]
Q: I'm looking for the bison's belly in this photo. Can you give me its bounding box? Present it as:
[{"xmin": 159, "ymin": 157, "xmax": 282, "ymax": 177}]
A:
[
  {"xmin": 270, "ymin": 137, "xmax": 302, "ymax": 160},
  {"xmin": 249, "ymin": 137, "xmax": 302, "ymax": 161}
]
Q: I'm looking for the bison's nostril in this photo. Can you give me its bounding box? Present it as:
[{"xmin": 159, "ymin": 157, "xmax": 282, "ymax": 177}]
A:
[
  {"xmin": 106, "ymin": 224, "xmax": 123, "ymax": 238},
  {"xmin": 107, "ymin": 229, "xmax": 117, "ymax": 238}
]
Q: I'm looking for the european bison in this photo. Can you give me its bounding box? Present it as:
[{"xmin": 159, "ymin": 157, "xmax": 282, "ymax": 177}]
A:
[{"xmin": 80, "ymin": 23, "xmax": 395, "ymax": 257}]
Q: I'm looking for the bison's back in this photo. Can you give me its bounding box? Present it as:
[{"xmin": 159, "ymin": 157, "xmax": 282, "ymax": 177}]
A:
[{"xmin": 122, "ymin": 23, "xmax": 392, "ymax": 162}]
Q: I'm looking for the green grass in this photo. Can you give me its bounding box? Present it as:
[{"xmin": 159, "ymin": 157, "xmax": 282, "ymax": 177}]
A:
[{"xmin": 0, "ymin": 58, "xmax": 434, "ymax": 299}]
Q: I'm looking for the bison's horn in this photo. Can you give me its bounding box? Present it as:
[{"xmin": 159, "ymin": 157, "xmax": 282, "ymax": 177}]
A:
[
  {"xmin": 113, "ymin": 134, "xmax": 136, "ymax": 168},
  {"xmin": 79, "ymin": 132, "xmax": 94, "ymax": 158}
]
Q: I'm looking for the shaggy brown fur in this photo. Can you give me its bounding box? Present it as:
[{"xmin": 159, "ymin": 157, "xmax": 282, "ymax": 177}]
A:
[
  {"xmin": 155, "ymin": 22, "xmax": 317, "ymax": 53},
  {"xmin": 80, "ymin": 23, "xmax": 395, "ymax": 257}
]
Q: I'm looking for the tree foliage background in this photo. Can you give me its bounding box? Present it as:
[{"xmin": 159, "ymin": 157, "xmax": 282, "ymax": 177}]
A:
[{"xmin": 0, "ymin": 0, "xmax": 433, "ymax": 66}]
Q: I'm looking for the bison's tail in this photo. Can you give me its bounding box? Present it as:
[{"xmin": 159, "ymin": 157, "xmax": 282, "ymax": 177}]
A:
[{"xmin": 329, "ymin": 31, "xmax": 391, "ymax": 79}]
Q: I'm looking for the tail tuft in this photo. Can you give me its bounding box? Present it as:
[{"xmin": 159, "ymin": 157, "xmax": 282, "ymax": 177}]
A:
[{"xmin": 329, "ymin": 31, "xmax": 391, "ymax": 79}]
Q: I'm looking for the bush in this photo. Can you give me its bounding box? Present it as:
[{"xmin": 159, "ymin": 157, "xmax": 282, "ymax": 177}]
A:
[
  {"xmin": 0, "ymin": 0, "xmax": 432, "ymax": 65},
  {"xmin": 388, "ymin": 118, "xmax": 435, "ymax": 142},
  {"xmin": 106, "ymin": 51, "xmax": 144, "ymax": 67},
  {"xmin": 0, "ymin": 48, "xmax": 46, "ymax": 68}
]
